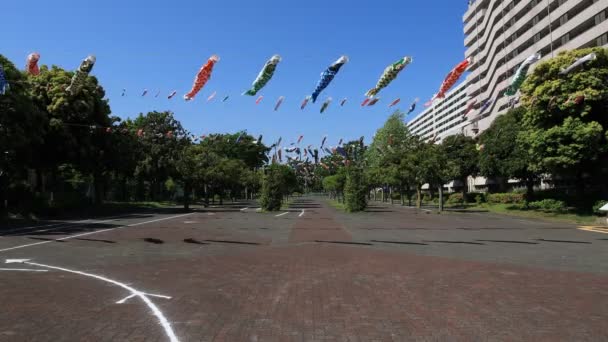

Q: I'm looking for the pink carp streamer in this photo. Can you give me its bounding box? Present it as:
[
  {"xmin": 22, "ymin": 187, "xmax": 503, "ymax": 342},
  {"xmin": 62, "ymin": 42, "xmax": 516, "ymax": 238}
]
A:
[
  {"xmin": 274, "ymin": 96, "xmax": 285, "ymax": 111},
  {"xmin": 26, "ymin": 52, "xmax": 41, "ymax": 75},
  {"xmin": 388, "ymin": 98, "xmax": 400, "ymax": 107}
]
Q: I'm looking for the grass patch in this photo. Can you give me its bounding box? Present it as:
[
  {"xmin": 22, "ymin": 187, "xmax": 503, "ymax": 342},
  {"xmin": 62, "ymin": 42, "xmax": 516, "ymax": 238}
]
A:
[
  {"xmin": 327, "ymin": 199, "xmax": 347, "ymax": 211},
  {"xmin": 473, "ymin": 203, "xmax": 597, "ymax": 224},
  {"xmin": 102, "ymin": 201, "xmax": 176, "ymax": 209}
]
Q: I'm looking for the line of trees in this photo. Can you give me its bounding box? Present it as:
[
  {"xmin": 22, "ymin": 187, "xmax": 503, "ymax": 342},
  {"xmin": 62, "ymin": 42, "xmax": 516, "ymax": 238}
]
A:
[
  {"xmin": 2, "ymin": 47, "xmax": 606, "ymax": 215},
  {"xmin": 316, "ymin": 47, "xmax": 608, "ymax": 212},
  {"xmin": 0, "ymin": 54, "xmax": 300, "ymax": 215}
]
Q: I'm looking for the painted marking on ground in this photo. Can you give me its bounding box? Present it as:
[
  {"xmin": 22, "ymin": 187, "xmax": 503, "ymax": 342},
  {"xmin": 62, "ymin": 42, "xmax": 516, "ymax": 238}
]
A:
[
  {"xmin": 2, "ymin": 213, "xmax": 137, "ymax": 235},
  {"xmin": 0, "ymin": 268, "xmax": 48, "ymax": 272},
  {"xmin": 117, "ymin": 292, "xmax": 171, "ymax": 304},
  {"xmin": 275, "ymin": 212, "xmax": 289, "ymax": 217},
  {"xmin": 298, "ymin": 210, "xmax": 305, "ymax": 217},
  {"xmin": 0, "ymin": 213, "xmax": 193, "ymax": 253},
  {"xmin": 404, "ymin": 206, "xmax": 433, "ymax": 213},
  {"xmin": 240, "ymin": 207, "xmax": 249, "ymax": 212},
  {"xmin": 578, "ymin": 226, "xmax": 608, "ymax": 234},
  {"xmin": 5, "ymin": 259, "xmax": 179, "ymax": 342}
]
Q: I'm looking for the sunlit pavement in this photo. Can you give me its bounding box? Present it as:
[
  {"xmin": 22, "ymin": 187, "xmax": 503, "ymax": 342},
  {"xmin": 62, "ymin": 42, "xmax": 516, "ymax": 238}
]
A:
[{"xmin": 1, "ymin": 197, "xmax": 607, "ymax": 341}]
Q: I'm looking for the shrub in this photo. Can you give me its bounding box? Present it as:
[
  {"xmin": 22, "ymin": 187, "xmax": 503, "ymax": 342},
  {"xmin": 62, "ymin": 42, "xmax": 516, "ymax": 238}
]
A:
[
  {"xmin": 593, "ymin": 200, "xmax": 608, "ymax": 216},
  {"xmin": 487, "ymin": 193, "xmax": 525, "ymax": 204},
  {"xmin": 344, "ymin": 168, "xmax": 367, "ymax": 212},
  {"xmin": 528, "ymin": 199, "xmax": 567, "ymax": 213},
  {"xmin": 259, "ymin": 166, "xmax": 283, "ymax": 211},
  {"xmin": 470, "ymin": 193, "xmax": 486, "ymax": 204},
  {"xmin": 390, "ymin": 192, "xmax": 401, "ymax": 200},
  {"xmin": 422, "ymin": 193, "xmax": 432, "ymax": 203},
  {"xmin": 446, "ymin": 193, "xmax": 464, "ymax": 205}
]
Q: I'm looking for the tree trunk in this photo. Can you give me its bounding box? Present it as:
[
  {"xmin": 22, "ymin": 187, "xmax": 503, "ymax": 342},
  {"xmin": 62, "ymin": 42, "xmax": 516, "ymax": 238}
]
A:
[
  {"xmin": 525, "ymin": 178, "xmax": 535, "ymax": 204},
  {"xmin": 204, "ymin": 186, "xmax": 210, "ymax": 207},
  {"xmin": 183, "ymin": 182, "xmax": 191, "ymax": 210},
  {"xmin": 461, "ymin": 177, "xmax": 468, "ymax": 204},
  {"xmin": 400, "ymin": 185, "xmax": 405, "ymax": 206},
  {"xmin": 93, "ymin": 170, "xmax": 103, "ymax": 205},
  {"xmin": 438, "ymin": 186, "xmax": 444, "ymax": 212},
  {"xmin": 407, "ymin": 184, "xmax": 412, "ymax": 206},
  {"xmin": 416, "ymin": 185, "xmax": 422, "ymax": 209}
]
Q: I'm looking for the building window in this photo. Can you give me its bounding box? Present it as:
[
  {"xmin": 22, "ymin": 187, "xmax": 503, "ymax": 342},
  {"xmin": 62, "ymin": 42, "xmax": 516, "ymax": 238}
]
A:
[
  {"xmin": 559, "ymin": 13, "xmax": 568, "ymax": 26},
  {"xmin": 595, "ymin": 11, "xmax": 606, "ymax": 25},
  {"xmin": 533, "ymin": 15, "xmax": 539, "ymax": 25},
  {"xmin": 534, "ymin": 32, "xmax": 541, "ymax": 43},
  {"xmin": 598, "ymin": 33, "xmax": 608, "ymax": 46},
  {"xmin": 561, "ymin": 33, "xmax": 570, "ymax": 46}
]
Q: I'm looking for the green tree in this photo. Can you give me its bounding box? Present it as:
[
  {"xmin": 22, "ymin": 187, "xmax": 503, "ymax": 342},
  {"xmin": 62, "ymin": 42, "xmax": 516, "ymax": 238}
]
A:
[
  {"xmin": 519, "ymin": 47, "xmax": 608, "ymax": 198},
  {"xmin": 131, "ymin": 111, "xmax": 190, "ymax": 201},
  {"xmin": 0, "ymin": 55, "xmax": 46, "ymax": 211},
  {"xmin": 425, "ymin": 143, "xmax": 451, "ymax": 211},
  {"xmin": 365, "ymin": 111, "xmax": 416, "ymax": 203},
  {"xmin": 479, "ymin": 107, "xmax": 539, "ymax": 200},
  {"xmin": 259, "ymin": 164, "xmax": 295, "ymax": 211},
  {"xmin": 441, "ymin": 134, "xmax": 478, "ymax": 202},
  {"xmin": 322, "ymin": 169, "xmax": 347, "ymax": 201},
  {"xmin": 344, "ymin": 166, "xmax": 367, "ymax": 212},
  {"xmin": 27, "ymin": 64, "xmax": 113, "ymax": 204}
]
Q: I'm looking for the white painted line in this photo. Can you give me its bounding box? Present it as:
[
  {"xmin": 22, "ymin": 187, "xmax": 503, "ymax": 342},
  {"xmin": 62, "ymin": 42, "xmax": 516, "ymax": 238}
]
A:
[
  {"xmin": 0, "ymin": 268, "xmax": 48, "ymax": 272},
  {"xmin": 116, "ymin": 293, "xmax": 137, "ymax": 304},
  {"xmin": 31, "ymin": 216, "xmax": 128, "ymax": 234},
  {"xmin": 2, "ymin": 213, "xmax": 137, "ymax": 235},
  {"xmin": 0, "ymin": 213, "xmax": 193, "ymax": 253},
  {"xmin": 117, "ymin": 292, "xmax": 171, "ymax": 304},
  {"xmin": 7, "ymin": 259, "xmax": 180, "ymax": 342},
  {"xmin": 255, "ymin": 208, "xmax": 262, "ymax": 212},
  {"xmin": 207, "ymin": 213, "xmax": 215, "ymax": 216},
  {"xmin": 240, "ymin": 207, "xmax": 249, "ymax": 212},
  {"xmin": 275, "ymin": 212, "xmax": 289, "ymax": 217},
  {"xmin": 298, "ymin": 210, "xmax": 305, "ymax": 217}
]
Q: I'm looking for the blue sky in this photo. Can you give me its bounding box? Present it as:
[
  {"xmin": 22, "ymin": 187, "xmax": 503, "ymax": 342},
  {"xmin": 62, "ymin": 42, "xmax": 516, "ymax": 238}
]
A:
[{"xmin": 4, "ymin": 0, "xmax": 468, "ymax": 146}]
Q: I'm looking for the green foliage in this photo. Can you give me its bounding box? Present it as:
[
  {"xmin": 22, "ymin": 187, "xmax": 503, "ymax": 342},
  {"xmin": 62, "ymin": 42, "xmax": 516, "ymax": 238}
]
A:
[
  {"xmin": 527, "ymin": 199, "xmax": 567, "ymax": 213},
  {"xmin": 441, "ymin": 134, "xmax": 478, "ymax": 186},
  {"xmin": 478, "ymin": 107, "xmax": 535, "ymax": 181},
  {"xmin": 322, "ymin": 169, "xmax": 346, "ymax": 195},
  {"xmin": 446, "ymin": 193, "xmax": 464, "ymax": 205},
  {"xmin": 259, "ymin": 164, "xmax": 296, "ymax": 211},
  {"xmin": 471, "ymin": 193, "xmax": 486, "ymax": 205},
  {"xmin": 522, "ymin": 117, "xmax": 604, "ymax": 173},
  {"xmin": 519, "ymin": 47, "xmax": 608, "ymax": 188},
  {"xmin": 164, "ymin": 178, "xmax": 176, "ymax": 192},
  {"xmin": 593, "ymin": 200, "xmax": 608, "ymax": 216},
  {"xmin": 344, "ymin": 167, "xmax": 367, "ymax": 212},
  {"xmin": 487, "ymin": 193, "xmax": 525, "ymax": 204}
]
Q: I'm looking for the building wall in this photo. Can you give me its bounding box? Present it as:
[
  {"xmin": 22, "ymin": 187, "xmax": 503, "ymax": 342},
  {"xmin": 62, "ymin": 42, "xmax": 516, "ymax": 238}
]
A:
[
  {"xmin": 407, "ymin": 81, "xmax": 469, "ymax": 143},
  {"xmin": 463, "ymin": 0, "xmax": 608, "ymax": 135}
]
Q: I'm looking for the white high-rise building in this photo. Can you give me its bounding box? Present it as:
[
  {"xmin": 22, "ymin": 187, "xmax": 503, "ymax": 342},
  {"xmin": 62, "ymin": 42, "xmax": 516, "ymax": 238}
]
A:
[
  {"xmin": 463, "ymin": 0, "xmax": 608, "ymax": 135},
  {"xmin": 407, "ymin": 81, "xmax": 469, "ymax": 143}
]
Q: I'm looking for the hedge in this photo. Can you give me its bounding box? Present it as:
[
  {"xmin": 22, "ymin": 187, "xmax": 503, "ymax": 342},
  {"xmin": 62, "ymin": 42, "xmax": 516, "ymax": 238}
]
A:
[{"xmin": 487, "ymin": 193, "xmax": 525, "ymax": 204}]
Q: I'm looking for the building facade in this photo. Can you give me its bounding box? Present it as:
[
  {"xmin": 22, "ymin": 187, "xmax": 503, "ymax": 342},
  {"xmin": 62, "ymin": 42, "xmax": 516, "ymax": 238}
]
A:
[
  {"xmin": 462, "ymin": 0, "xmax": 608, "ymax": 135},
  {"xmin": 406, "ymin": 81, "xmax": 469, "ymax": 143}
]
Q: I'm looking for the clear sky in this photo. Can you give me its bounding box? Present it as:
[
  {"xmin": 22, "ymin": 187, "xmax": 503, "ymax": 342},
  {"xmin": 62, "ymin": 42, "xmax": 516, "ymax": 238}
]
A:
[{"xmin": 4, "ymin": 0, "xmax": 468, "ymax": 146}]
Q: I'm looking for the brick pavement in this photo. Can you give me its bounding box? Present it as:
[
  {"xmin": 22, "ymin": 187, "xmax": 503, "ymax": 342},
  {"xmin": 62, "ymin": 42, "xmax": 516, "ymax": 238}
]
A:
[{"xmin": 0, "ymin": 200, "xmax": 607, "ymax": 341}]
